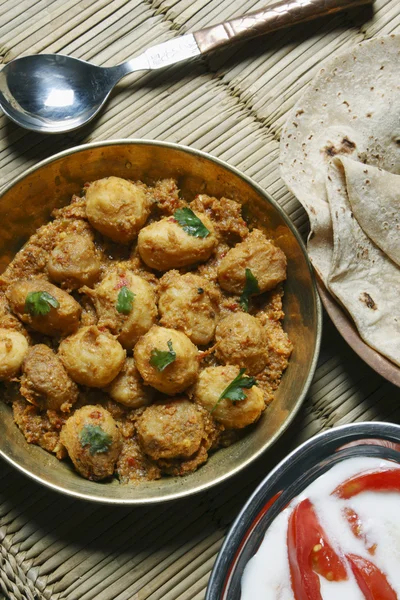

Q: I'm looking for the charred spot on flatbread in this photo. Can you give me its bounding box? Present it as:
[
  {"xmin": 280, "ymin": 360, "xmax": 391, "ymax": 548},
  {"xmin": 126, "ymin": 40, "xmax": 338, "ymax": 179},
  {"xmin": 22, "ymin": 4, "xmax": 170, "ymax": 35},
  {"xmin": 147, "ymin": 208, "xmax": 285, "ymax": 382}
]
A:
[
  {"xmin": 323, "ymin": 137, "xmax": 357, "ymax": 159},
  {"xmin": 360, "ymin": 292, "xmax": 377, "ymax": 310}
]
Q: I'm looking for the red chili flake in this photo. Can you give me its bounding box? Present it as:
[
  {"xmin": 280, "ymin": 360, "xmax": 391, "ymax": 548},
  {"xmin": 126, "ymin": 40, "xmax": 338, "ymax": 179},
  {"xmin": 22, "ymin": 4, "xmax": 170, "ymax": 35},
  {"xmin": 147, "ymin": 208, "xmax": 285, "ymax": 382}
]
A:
[
  {"xmin": 168, "ymin": 217, "xmax": 178, "ymax": 223},
  {"xmin": 127, "ymin": 457, "xmax": 137, "ymax": 467},
  {"xmin": 114, "ymin": 275, "xmax": 129, "ymax": 290},
  {"xmin": 97, "ymin": 326, "xmax": 108, "ymax": 333},
  {"xmin": 90, "ymin": 411, "xmax": 102, "ymax": 420},
  {"xmin": 227, "ymin": 302, "xmax": 239, "ymax": 311}
]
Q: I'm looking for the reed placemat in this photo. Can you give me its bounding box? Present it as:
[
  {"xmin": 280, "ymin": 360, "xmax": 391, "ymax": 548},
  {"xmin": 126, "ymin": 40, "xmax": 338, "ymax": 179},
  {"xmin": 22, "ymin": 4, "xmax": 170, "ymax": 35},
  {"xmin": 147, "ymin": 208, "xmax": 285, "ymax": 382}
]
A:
[{"xmin": 1, "ymin": 0, "xmax": 399, "ymax": 598}]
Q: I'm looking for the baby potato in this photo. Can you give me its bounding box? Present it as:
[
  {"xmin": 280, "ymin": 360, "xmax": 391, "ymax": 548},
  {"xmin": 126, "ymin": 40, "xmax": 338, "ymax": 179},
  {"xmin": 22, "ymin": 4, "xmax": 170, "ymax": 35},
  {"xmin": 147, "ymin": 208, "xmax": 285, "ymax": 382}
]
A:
[
  {"xmin": 217, "ymin": 229, "xmax": 287, "ymax": 294},
  {"xmin": 215, "ymin": 313, "xmax": 268, "ymax": 375},
  {"xmin": 21, "ymin": 344, "xmax": 78, "ymax": 412},
  {"xmin": 107, "ymin": 357, "xmax": 154, "ymax": 408},
  {"xmin": 85, "ymin": 176, "xmax": 151, "ymax": 244},
  {"xmin": 0, "ymin": 328, "xmax": 29, "ymax": 380},
  {"xmin": 137, "ymin": 212, "xmax": 217, "ymax": 270},
  {"xmin": 47, "ymin": 232, "xmax": 101, "ymax": 289},
  {"xmin": 58, "ymin": 325, "xmax": 125, "ymax": 387},
  {"xmin": 5, "ymin": 279, "xmax": 81, "ymax": 337},
  {"xmin": 136, "ymin": 398, "xmax": 206, "ymax": 460},
  {"xmin": 134, "ymin": 326, "xmax": 199, "ymax": 395},
  {"xmin": 60, "ymin": 405, "xmax": 122, "ymax": 480},
  {"xmin": 0, "ymin": 295, "xmax": 31, "ymax": 335},
  {"xmin": 158, "ymin": 271, "xmax": 220, "ymax": 345},
  {"xmin": 92, "ymin": 269, "xmax": 157, "ymax": 349},
  {"xmin": 193, "ymin": 365, "xmax": 264, "ymax": 429}
]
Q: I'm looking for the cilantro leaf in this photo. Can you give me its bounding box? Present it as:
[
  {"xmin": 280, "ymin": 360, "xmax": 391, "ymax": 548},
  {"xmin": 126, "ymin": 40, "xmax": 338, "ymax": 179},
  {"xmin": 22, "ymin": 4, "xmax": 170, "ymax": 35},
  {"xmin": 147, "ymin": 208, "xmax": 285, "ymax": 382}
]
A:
[
  {"xmin": 116, "ymin": 286, "xmax": 135, "ymax": 314},
  {"xmin": 239, "ymin": 268, "xmax": 260, "ymax": 312},
  {"xmin": 150, "ymin": 340, "xmax": 176, "ymax": 372},
  {"xmin": 212, "ymin": 368, "xmax": 257, "ymax": 412},
  {"xmin": 25, "ymin": 291, "xmax": 60, "ymax": 316},
  {"xmin": 174, "ymin": 208, "xmax": 210, "ymax": 238},
  {"xmin": 79, "ymin": 424, "xmax": 112, "ymax": 455}
]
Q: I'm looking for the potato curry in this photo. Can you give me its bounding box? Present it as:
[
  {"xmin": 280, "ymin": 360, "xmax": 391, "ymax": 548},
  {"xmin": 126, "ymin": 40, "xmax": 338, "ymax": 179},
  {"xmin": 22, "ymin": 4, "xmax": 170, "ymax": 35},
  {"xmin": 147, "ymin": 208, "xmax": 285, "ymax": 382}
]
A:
[{"xmin": 0, "ymin": 177, "xmax": 292, "ymax": 483}]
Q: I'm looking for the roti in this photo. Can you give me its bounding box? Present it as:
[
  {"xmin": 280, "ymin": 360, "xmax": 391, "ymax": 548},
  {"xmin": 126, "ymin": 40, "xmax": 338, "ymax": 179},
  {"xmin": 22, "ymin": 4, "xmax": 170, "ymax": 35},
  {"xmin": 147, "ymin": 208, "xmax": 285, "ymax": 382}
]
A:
[
  {"xmin": 326, "ymin": 159, "xmax": 400, "ymax": 367},
  {"xmin": 338, "ymin": 157, "xmax": 400, "ymax": 267},
  {"xmin": 280, "ymin": 34, "xmax": 400, "ymax": 283},
  {"xmin": 279, "ymin": 34, "xmax": 400, "ymax": 367}
]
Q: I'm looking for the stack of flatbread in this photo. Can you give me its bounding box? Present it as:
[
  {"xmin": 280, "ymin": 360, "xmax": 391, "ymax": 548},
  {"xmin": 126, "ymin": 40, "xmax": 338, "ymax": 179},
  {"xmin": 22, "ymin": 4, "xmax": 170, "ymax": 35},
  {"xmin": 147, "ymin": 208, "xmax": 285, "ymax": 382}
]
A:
[{"xmin": 280, "ymin": 35, "xmax": 400, "ymax": 367}]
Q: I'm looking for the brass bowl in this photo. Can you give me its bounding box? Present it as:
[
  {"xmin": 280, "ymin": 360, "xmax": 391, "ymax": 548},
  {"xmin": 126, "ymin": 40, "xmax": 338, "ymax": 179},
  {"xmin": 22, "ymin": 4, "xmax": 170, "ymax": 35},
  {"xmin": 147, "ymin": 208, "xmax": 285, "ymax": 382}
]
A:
[{"xmin": 0, "ymin": 140, "xmax": 322, "ymax": 504}]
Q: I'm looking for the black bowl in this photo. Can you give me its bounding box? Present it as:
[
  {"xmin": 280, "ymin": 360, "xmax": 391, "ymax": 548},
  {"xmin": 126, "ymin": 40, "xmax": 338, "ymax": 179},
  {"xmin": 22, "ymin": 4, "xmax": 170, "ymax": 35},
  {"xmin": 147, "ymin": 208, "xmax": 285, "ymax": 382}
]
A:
[{"xmin": 206, "ymin": 421, "xmax": 400, "ymax": 599}]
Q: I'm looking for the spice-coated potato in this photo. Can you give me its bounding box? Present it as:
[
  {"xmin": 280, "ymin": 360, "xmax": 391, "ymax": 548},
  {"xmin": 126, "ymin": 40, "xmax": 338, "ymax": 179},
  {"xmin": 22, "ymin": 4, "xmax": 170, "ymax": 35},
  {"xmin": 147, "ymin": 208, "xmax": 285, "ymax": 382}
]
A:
[
  {"xmin": 85, "ymin": 177, "xmax": 151, "ymax": 244},
  {"xmin": 137, "ymin": 212, "xmax": 217, "ymax": 270},
  {"xmin": 158, "ymin": 271, "xmax": 220, "ymax": 345},
  {"xmin": 0, "ymin": 295, "xmax": 26, "ymax": 333},
  {"xmin": 217, "ymin": 229, "xmax": 287, "ymax": 294},
  {"xmin": 47, "ymin": 232, "xmax": 101, "ymax": 289},
  {"xmin": 134, "ymin": 326, "xmax": 199, "ymax": 395},
  {"xmin": 0, "ymin": 328, "xmax": 29, "ymax": 381},
  {"xmin": 60, "ymin": 405, "xmax": 122, "ymax": 480},
  {"xmin": 107, "ymin": 357, "xmax": 154, "ymax": 408},
  {"xmin": 92, "ymin": 269, "xmax": 157, "ymax": 349},
  {"xmin": 116, "ymin": 437, "xmax": 161, "ymax": 483},
  {"xmin": 136, "ymin": 398, "xmax": 207, "ymax": 460},
  {"xmin": 193, "ymin": 365, "xmax": 264, "ymax": 429},
  {"xmin": 5, "ymin": 279, "xmax": 81, "ymax": 337},
  {"xmin": 58, "ymin": 326, "xmax": 125, "ymax": 387},
  {"xmin": 215, "ymin": 313, "xmax": 268, "ymax": 375},
  {"xmin": 21, "ymin": 344, "xmax": 78, "ymax": 412}
]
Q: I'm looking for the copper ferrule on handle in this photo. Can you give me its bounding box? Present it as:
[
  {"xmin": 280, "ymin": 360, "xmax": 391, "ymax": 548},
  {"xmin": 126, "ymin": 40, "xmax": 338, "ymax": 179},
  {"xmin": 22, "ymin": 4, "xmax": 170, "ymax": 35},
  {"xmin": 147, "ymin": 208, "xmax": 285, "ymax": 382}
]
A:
[{"xmin": 193, "ymin": 0, "xmax": 372, "ymax": 54}]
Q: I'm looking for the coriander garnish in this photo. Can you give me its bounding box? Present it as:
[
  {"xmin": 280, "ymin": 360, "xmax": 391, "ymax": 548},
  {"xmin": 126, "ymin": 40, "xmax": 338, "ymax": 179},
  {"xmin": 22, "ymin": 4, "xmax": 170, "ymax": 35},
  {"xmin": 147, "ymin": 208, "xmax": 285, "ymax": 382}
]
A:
[
  {"xmin": 116, "ymin": 286, "xmax": 135, "ymax": 314},
  {"xmin": 150, "ymin": 340, "xmax": 176, "ymax": 371},
  {"xmin": 79, "ymin": 424, "xmax": 112, "ymax": 455},
  {"xmin": 174, "ymin": 207, "xmax": 210, "ymax": 238},
  {"xmin": 25, "ymin": 291, "xmax": 60, "ymax": 316},
  {"xmin": 212, "ymin": 368, "xmax": 257, "ymax": 413},
  {"xmin": 239, "ymin": 268, "xmax": 260, "ymax": 312}
]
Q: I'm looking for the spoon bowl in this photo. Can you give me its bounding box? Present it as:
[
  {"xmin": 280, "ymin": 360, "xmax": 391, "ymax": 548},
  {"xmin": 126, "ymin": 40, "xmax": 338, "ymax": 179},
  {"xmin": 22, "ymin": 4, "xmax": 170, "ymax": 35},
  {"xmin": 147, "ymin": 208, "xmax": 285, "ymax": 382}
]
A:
[{"xmin": 0, "ymin": 55, "xmax": 121, "ymax": 133}]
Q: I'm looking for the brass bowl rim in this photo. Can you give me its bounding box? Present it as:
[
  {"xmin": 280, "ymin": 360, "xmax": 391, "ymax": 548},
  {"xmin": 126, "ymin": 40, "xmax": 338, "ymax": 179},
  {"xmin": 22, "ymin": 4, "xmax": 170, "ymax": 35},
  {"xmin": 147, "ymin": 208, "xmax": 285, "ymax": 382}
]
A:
[{"xmin": 0, "ymin": 139, "xmax": 322, "ymax": 504}]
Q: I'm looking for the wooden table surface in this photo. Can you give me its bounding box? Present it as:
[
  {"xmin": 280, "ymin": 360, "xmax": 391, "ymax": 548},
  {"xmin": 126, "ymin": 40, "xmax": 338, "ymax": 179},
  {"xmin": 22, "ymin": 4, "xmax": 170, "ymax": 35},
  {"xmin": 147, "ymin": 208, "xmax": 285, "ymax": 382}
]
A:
[{"xmin": 1, "ymin": 1, "xmax": 399, "ymax": 598}]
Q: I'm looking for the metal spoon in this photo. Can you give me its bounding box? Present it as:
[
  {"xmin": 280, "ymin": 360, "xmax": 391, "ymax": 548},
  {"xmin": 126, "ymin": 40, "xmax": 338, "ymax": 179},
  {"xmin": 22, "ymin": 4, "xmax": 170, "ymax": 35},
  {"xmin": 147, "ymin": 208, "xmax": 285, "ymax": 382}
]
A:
[{"xmin": 0, "ymin": 0, "xmax": 370, "ymax": 134}]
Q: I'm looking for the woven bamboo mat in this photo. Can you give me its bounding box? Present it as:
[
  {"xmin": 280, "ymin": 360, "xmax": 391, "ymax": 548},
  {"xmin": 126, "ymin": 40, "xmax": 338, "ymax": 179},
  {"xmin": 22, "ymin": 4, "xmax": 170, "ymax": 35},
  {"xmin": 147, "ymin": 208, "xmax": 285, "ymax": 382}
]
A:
[{"xmin": 1, "ymin": 0, "xmax": 400, "ymax": 598}]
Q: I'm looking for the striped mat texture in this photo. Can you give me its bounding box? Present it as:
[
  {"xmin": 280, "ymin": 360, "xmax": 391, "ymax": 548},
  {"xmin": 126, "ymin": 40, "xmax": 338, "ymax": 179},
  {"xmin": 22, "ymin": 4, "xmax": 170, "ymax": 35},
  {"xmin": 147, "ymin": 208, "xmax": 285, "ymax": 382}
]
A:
[{"xmin": 1, "ymin": 0, "xmax": 399, "ymax": 598}]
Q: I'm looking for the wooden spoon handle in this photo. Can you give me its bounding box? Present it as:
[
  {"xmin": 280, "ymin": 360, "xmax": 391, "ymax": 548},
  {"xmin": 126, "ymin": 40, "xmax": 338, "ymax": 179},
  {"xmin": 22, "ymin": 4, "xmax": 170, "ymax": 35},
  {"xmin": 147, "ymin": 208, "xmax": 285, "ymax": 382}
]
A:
[{"xmin": 194, "ymin": 0, "xmax": 372, "ymax": 53}]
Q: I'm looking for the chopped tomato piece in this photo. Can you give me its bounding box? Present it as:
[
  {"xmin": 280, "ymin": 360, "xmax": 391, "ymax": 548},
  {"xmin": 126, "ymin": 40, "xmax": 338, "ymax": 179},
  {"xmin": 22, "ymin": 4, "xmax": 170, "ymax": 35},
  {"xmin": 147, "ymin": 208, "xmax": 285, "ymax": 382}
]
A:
[
  {"xmin": 347, "ymin": 554, "xmax": 397, "ymax": 600},
  {"xmin": 288, "ymin": 502, "xmax": 322, "ymax": 600},
  {"xmin": 343, "ymin": 507, "xmax": 376, "ymax": 554},
  {"xmin": 288, "ymin": 499, "xmax": 348, "ymax": 600},
  {"xmin": 334, "ymin": 468, "xmax": 400, "ymax": 499}
]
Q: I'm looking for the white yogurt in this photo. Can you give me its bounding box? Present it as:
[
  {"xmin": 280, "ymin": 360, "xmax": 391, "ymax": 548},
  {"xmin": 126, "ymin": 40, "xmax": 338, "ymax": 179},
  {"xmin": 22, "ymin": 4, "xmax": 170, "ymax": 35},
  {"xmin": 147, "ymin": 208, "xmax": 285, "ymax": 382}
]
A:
[{"xmin": 241, "ymin": 456, "xmax": 400, "ymax": 599}]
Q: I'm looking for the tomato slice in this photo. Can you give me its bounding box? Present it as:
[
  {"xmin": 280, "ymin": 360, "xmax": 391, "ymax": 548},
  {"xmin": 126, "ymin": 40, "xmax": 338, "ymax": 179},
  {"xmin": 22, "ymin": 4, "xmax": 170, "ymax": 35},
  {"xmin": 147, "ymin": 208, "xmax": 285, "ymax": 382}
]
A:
[
  {"xmin": 288, "ymin": 501, "xmax": 322, "ymax": 600},
  {"xmin": 346, "ymin": 554, "xmax": 397, "ymax": 600},
  {"xmin": 288, "ymin": 499, "xmax": 348, "ymax": 600},
  {"xmin": 334, "ymin": 468, "xmax": 400, "ymax": 499},
  {"xmin": 343, "ymin": 507, "xmax": 376, "ymax": 554}
]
